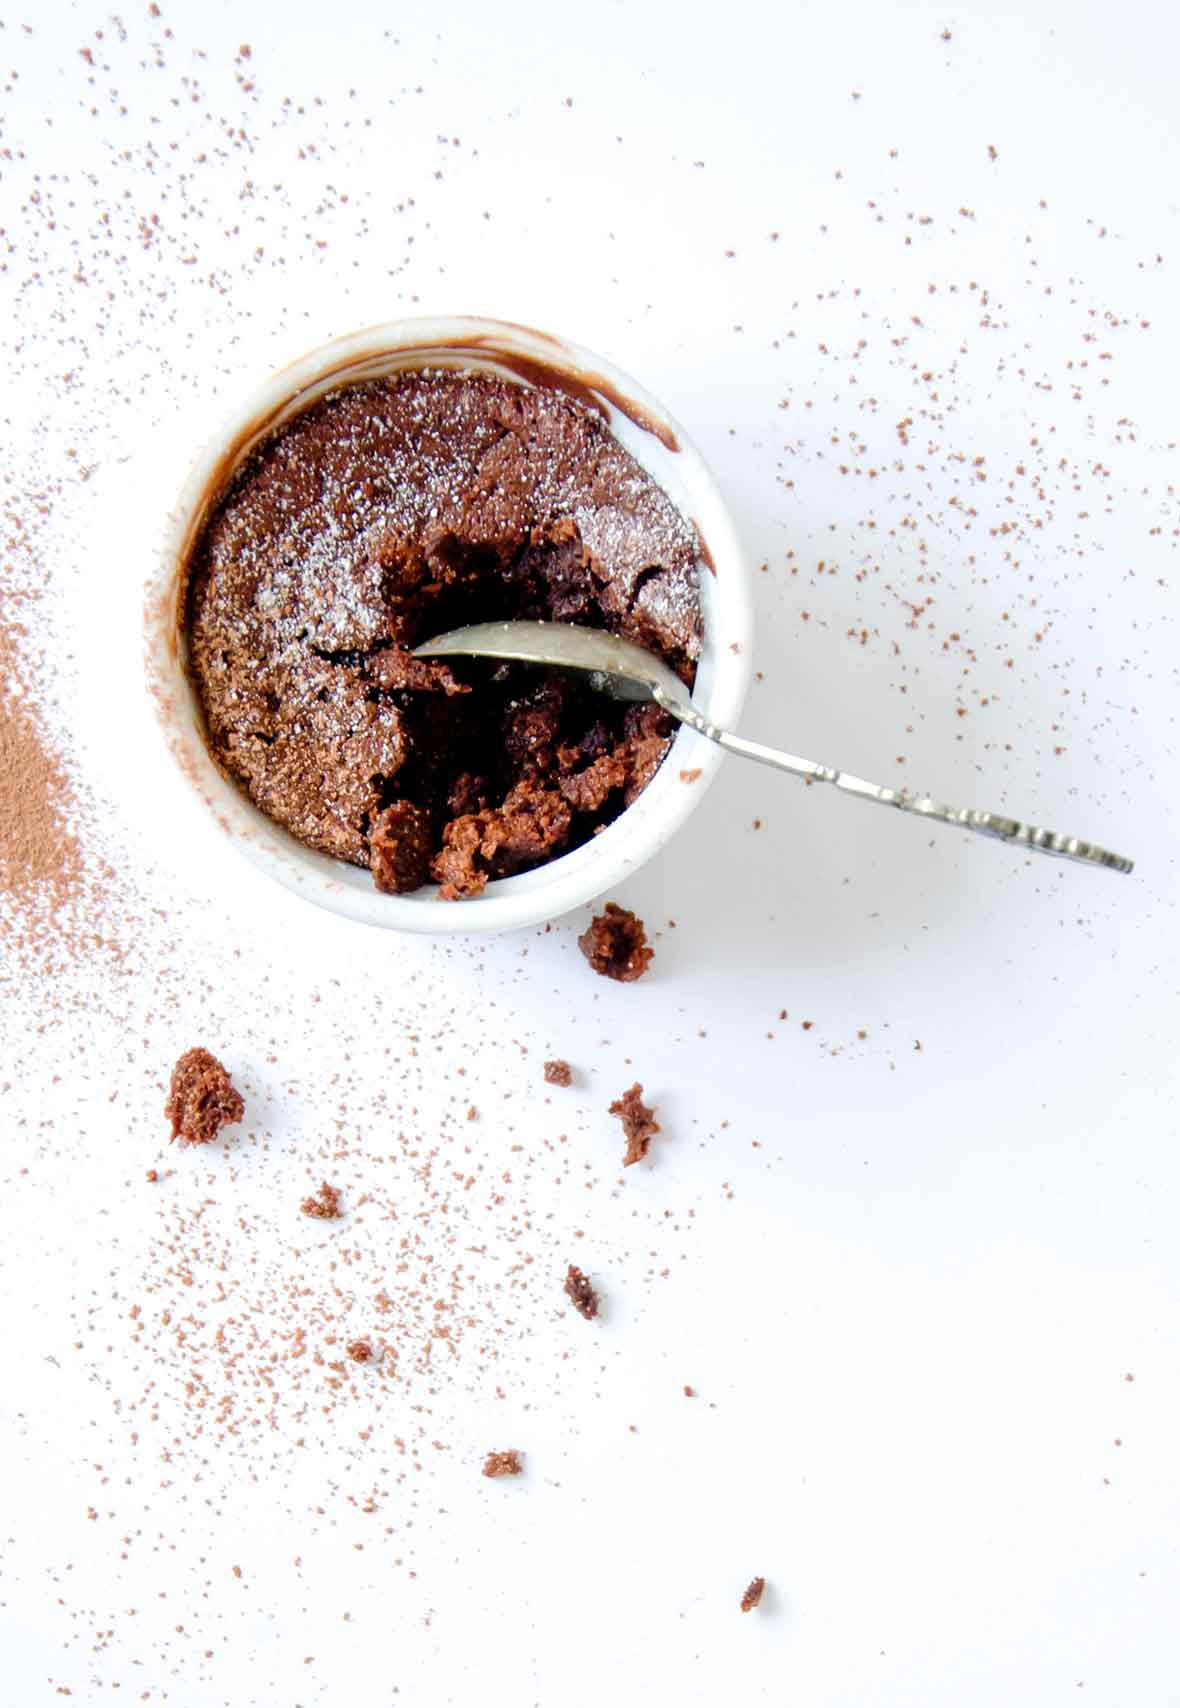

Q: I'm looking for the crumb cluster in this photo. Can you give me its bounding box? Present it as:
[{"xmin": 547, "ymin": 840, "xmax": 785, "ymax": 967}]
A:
[
  {"xmin": 740, "ymin": 1576, "xmax": 766, "ymax": 1612},
  {"xmin": 578, "ymin": 902, "xmax": 654, "ymax": 982},
  {"xmin": 482, "ymin": 1449, "xmax": 524, "ymax": 1479},
  {"xmin": 300, "ymin": 1182, "xmax": 342, "ymax": 1220},
  {"xmin": 609, "ymin": 1083, "xmax": 661, "ymax": 1166},
  {"xmin": 563, "ymin": 1264, "xmax": 599, "ymax": 1320},
  {"xmin": 164, "ymin": 1048, "xmax": 244, "ymax": 1147}
]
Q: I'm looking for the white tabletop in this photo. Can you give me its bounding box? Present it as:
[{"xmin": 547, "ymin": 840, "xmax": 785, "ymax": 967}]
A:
[{"xmin": 3, "ymin": 2, "xmax": 1178, "ymax": 1703}]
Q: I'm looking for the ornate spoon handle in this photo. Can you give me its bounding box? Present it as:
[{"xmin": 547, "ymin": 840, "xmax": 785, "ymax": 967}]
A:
[{"xmin": 653, "ymin": 687, "xmax": 1134, "ymax": 875}]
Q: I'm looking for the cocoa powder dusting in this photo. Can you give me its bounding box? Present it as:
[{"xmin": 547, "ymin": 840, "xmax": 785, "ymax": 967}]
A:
[{"xmin": 0, "ymin": 611, "xmax": 85, "ymax": 941}]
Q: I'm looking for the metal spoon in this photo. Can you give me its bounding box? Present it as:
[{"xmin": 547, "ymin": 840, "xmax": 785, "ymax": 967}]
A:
[{"xmin": 414, "ymin": 620, "xmax": 1134, "ymax": 875}]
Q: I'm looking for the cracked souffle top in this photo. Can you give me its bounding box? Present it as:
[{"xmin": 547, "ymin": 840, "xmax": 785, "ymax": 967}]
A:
[{"xmin": 185, "ymin": 367, "xmax": 702, "ymax": 897}]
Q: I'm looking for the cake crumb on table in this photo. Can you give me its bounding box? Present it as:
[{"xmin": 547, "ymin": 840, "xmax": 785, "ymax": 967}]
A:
[
  {"xmin": 577, "ymin": 902, "xmax": 654, "ymax": 982},
  {"xmin": 301, "ymin": 1182, "xmax": 342, "ymax": 1220},
  {"xmin": 609, "ymin": 1082, "xmax": 660, "ymax": 1165},
  {"xmin": 740, "ymin": 1576, "xmax": 766, "ymax": 1612},
  {"xmin": 346, "ymin": 1339, "xmax": 373, "ymax": 1364},
  {"xmin": 164, "ymin": 1047, "xmax": 244, "ymax": 1147},
  {"xmin": 481, "ymin": 1449, "xmax": 523, "ymax": 1479},
  {"xmin": 564, "ymin": 1263, "xmax": 599, "ymax": 1319},
  {"xmin": 145, "ymin": 1169, "xmax": 158, "ymax": 1183},
  {"xmin": 544, "ymin": 1059, "xmax": 573, "ymax": 1086},
  {"xmin": 683, "ymin": 1384, "xmax": 695, "ymax": 1397}
]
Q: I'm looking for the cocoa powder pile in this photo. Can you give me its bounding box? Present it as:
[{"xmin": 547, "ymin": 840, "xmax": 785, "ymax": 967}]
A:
[
  {"xmin": 0, "ymin": 606, "xmax": 88, "ymax": 964},
  {"xmin": 0, "ymin": 687, "xmax": 80, "ymax": 899}
]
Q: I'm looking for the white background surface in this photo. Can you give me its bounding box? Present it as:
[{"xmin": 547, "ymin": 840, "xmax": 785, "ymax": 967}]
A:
[{"xmin": 2, "ymin": 1, "xmax": 1178, "ymax": 1704}]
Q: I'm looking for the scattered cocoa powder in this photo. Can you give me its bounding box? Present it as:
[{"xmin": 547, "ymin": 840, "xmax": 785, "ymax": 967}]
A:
[
  {"xmin": 609, "ymin": 1082, "xmax": 660, "ymax": 1166},
  {"xmin": 0, "ymin": 12, "xmax": 1163, "ymax": 1683}
]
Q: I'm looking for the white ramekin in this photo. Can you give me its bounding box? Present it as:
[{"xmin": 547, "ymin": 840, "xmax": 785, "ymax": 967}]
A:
[{"xmin": 144, "ymin": 316, "xmax": 751, "ymax": 933}]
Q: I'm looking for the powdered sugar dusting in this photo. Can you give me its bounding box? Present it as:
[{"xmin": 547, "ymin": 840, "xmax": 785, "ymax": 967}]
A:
[{"xmin": 194, "ymin": 367, "xmax": 701, "ymax": 662}]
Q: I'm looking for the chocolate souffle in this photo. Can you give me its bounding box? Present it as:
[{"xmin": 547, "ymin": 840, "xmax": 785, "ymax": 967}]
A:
[{"xmin": 185, "ymin": 367, "xmax": 702, "ymax": 898}]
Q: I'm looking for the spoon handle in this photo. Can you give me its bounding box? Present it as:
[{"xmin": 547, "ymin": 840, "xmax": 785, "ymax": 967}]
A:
[{"xmin": 652, "ymin": 688, "xmax": 1134, "ymax": 875}]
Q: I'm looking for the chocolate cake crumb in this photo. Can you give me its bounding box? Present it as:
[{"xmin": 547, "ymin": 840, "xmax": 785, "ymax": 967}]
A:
[
  {"xmin": 368, "ymin": 644, "xmax": 468, "ymax": 697},
  {"xmin": 431, "ymin": 815, "xmax": 493, "ymax": 900},
  {"xmin": 481, "ymin": 1449, "xmax": 523, "ymax": 1479},
  {"xmin": 740, "ymin": 1576, "xmax": 766, "ymax": 1612},
  {"xmin": 563, "ymin": 1263, "xmax": 599, "ymax": 1320},
  {"xmin": 346, "ymin": 1339, "xmax": 373, "ymax": 1364},
  {"xmin": 556, "ymin": 748, "xmax": 627, "ymax": 812},
  {"xmin": 609, "ymin": 1082, "xmax": 660, "ymax": 1166},
  {"xmin": 577, "ymin": 902, "xmax": 653, "ymax": 983},
  {"xmin": 145, "ymin": 1169, "xmax": 158, "ymax": 1184},
  {"xmin": 164, "ymin": 1048, "xmax": 244, "ymax": 1147},
  {"xmin": 369, "ymin": 800, "xmax": 433, "ymax": 895},
  {"xmin": 683, "ymin": 1384, "xmax": 695, "ymax": 1398},
  {"xmin": 301, "ymin": 1182, "xmax": 342, "ymax": 1220},
  {"xmin": 544, "ymin": 1059, "xmax": 573, "ymax": 1087},
  {"xmin": 431, "ymin": 779, "xmax": 574, "ymax": 899}
]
